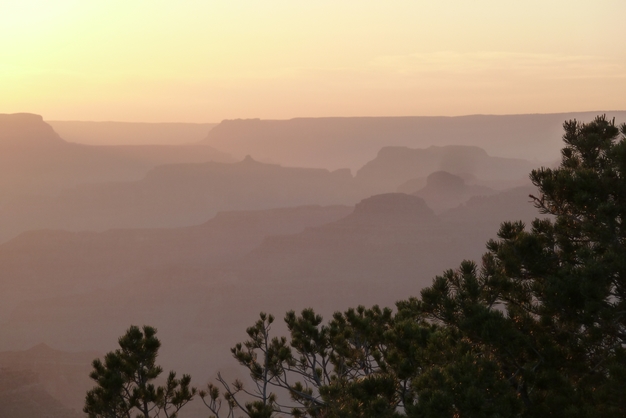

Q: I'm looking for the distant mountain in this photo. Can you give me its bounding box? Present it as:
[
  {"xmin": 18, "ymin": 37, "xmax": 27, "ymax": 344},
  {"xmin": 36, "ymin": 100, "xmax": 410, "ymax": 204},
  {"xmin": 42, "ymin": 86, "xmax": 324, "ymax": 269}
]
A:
[
  {"xmin": 0, "ymin": 113, "xmax": 65, "ymax": 147},
  {"xmin": 355, "ymin": 145, "xmax": 535, "ymax": 195},
  {"xmin": 0, "ymin": 367, "xmax": 81, "ymax": 418},
  {"xmin": 0, "ymin": 156, "xmax": 358, "ymax": 243},
  {"xmin": 47, "ymin": 120, "xmax": 218, "ymax": 146},
  {"xmin": 441, "ymin": 185, "xmax": 542, "ymax": 229},
  {"xmin": 229, "ymin": 194, "xmax": 456, "ymax": 299},
  {"xmin": 220, "ymin": 188, "xmax": 544, "ymax": 317},
  {"xmin": 396, "ymin": 177, "xmax": 428, "ymax": 194},
  {"xmin": 0, "ymin": 113, "xmax": 232, "ymax": 201},
  {"xmin": 0, "ymin": 344, "xmax": 97, "ymax": 415},
  {"xmin": 218, "ymin": 186, "xmax": 543, "ymax": 318},
  {"xmin": 1, "ymin": 113, "xmax": 550, "ymax": 244},
  {"xmin": 232, "ymin": 193, "xmax": 448, "ymax": 297},
  {"xmin": 0, "ymin": 204, "xmax": 352, "ymax": 318},
  {"xmin": 200, "ymin": 112, "xmax": 626, "ymax": 170},
  {"xmin": 413, "ymin": 171, "xmax": 496, "ymax": 212}
]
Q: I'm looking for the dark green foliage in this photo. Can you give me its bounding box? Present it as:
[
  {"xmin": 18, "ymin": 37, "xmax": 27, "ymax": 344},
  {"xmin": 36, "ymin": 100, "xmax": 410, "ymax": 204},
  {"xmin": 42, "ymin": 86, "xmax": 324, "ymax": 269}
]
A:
[
  {"xmin": 408, "ymin": 327, "xmax": 522, "ymax": 418},
  {"xmin": 200, "ymin": 307, "xmax": 414, "ymax": 418},
  {"xmin": 418, "ymin": 116, "xmax": 626, "ymax": 417},
  {"xmin": 84, "ymin": 325, "xmax": 195, "ymax": 418}
]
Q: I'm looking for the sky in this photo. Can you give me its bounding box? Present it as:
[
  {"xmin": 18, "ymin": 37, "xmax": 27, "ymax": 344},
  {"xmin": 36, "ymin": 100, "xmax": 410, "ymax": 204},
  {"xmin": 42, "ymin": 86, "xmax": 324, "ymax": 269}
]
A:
[{"xmin": 1, "ymin": 0, "xmax": 625, "ymax": 122}]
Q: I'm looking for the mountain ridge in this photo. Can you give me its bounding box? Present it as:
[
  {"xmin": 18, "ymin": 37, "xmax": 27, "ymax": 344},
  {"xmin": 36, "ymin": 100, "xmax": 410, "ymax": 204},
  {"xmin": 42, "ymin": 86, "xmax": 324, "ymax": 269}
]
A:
[
  {"xmin": 201, "ymin": 111, "xmax": 626, "ymax": 170},
  {"xmin": 0, "ymin": 113, "xmax": 233, "ymax": 202}
]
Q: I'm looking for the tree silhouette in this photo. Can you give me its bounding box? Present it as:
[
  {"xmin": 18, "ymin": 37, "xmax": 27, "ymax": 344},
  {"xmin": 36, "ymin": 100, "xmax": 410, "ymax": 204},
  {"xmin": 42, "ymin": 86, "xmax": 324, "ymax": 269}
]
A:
[
  {"xmin": 418, "ymin": 115, "xmax": 626, "ymax": 416},
  {"xmin": 84, "ymin": 325, "xmax": 195, "ymax": 418}
]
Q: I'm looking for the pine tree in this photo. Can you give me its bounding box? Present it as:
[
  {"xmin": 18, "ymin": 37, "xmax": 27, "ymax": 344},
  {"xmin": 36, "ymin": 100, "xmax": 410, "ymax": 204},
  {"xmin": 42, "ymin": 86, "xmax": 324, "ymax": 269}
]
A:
[
  {"xmin": 417, "ymin": 115, "xmax": 626, "ymax": 417},
  {"xmin": 84, "ymin": 325, "xmax": 196, "ymax": 418}
]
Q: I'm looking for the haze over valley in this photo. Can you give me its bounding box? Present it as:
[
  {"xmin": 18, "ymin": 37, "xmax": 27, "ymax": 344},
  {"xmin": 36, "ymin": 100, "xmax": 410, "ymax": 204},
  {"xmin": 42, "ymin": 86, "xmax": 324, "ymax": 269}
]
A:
[
  {"xmin": 0, "ymin": 111, "xmax": 610, "ymax": 416},
  {"xmin": 2, "ymin": 1, "xmax": 625, "ymax": 416}
]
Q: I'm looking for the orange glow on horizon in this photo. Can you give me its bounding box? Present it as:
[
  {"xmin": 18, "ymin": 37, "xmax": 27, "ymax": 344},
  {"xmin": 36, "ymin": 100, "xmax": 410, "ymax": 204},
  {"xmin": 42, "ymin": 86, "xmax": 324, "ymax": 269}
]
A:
[{"xmin": 1, "ymin": 0, "xmax": 625, "ymax": 122}]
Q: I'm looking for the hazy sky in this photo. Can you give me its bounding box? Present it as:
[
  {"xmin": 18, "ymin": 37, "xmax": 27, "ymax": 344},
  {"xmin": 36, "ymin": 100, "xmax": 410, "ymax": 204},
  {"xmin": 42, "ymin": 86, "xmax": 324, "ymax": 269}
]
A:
[{"xmin": 1, "ymin": 1, "xmax": 625, "ymax": 122}]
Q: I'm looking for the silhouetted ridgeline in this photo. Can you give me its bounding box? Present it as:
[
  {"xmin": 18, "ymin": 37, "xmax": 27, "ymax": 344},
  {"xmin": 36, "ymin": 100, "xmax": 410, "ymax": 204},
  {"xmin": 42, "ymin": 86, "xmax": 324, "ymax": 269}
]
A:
[
  {"xmin": 0, "ymin": 113, "xmax": 65, "ymax": 146},
  {"xmin": 412, "ymin": 171, "xmax": 496, "ymax": 212},
  {"xmin": 0, "ymin": 344, "xmax": 97, "ymax": 417},
  {"xmin": 201, "ymin": 112, "xmax": 626, "ymax": 170},
  {"xmin": 0, "ymin": 156, "xmax": 359, "ymax": 243},
  {"xmin": 0, "ymin": 113, "xmax": 544, "ymax": 243},
  {"xmin": 355, "ymin": 145, "xmax": 535, "ymax": 194},
  {"xmin": 0, "ymin": 366, "xmax": 81, "ymax": 418},
  {"xmin": 0, "ymin": 113, "xmax": 232, "ymax": 201},
  {"xmin": 0, "ymin": 204, "xmax": 352, "ymax": 319}
]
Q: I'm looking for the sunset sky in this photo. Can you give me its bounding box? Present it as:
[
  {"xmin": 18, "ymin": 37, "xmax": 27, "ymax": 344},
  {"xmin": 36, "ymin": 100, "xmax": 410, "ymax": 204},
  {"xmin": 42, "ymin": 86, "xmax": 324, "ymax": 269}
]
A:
[{"xmin": 1, "ymin": 0, "xmax": 625, "ymax": 122}]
